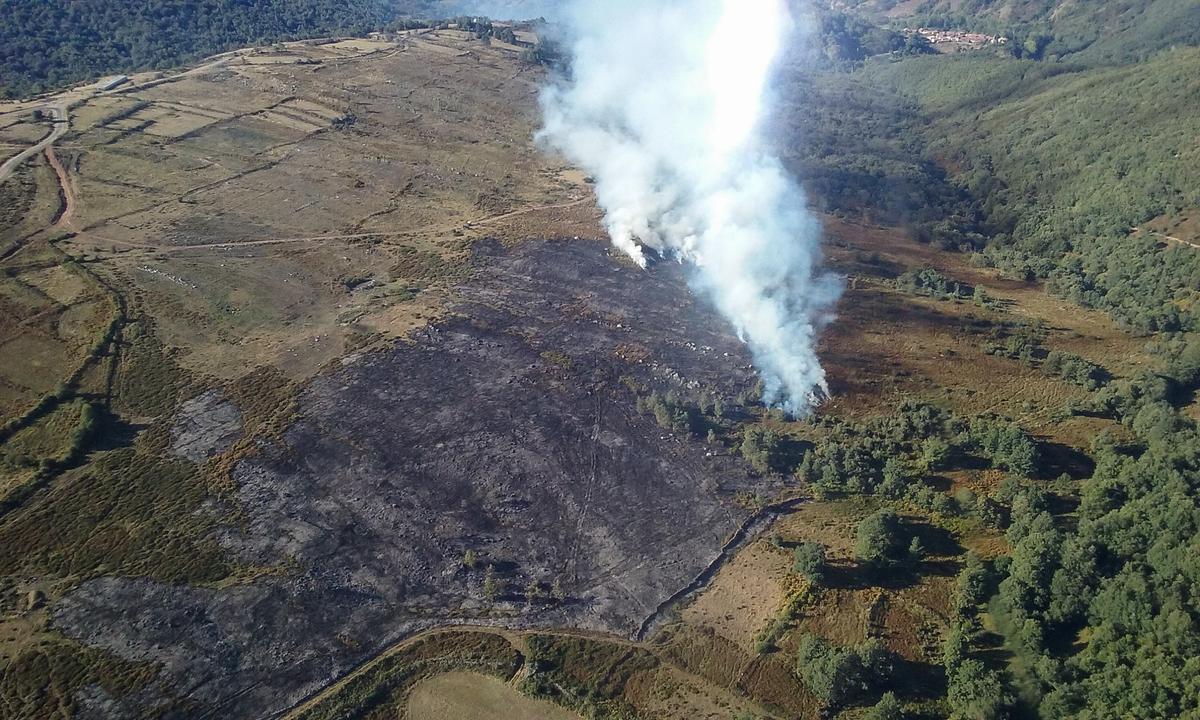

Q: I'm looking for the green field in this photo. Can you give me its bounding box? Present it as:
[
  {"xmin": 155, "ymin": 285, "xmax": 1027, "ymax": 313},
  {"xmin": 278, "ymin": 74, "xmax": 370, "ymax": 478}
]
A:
[{"xmin": 408, "ymin": 672, "xmax": 584, "ymax": 720}]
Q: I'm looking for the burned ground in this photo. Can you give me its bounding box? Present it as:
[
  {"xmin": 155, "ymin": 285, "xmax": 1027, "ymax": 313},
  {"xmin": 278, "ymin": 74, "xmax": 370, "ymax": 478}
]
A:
[
  {"xmin": 2, "ymin": 25, "xmax": 1171, "ymax": 720},
  {"xmin": 169, "ymin": 390, "xmax": 243, "ymax": 462},
  {"xmin": 52, "ymin": 238, "xmax": 770, "ymax": 718}
]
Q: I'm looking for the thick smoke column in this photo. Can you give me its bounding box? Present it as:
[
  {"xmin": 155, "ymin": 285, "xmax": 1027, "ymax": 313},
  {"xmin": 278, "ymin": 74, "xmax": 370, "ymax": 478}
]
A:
[{"xmin": 538, "ymin": 0, "xmax": 842, "ymax": 414}]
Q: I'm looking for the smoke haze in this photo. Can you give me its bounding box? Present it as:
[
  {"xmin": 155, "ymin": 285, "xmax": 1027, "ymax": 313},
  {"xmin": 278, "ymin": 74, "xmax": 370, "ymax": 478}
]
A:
[{"xmin": 534, "ymin": 0, "xmax": 841, "ymax": 414}]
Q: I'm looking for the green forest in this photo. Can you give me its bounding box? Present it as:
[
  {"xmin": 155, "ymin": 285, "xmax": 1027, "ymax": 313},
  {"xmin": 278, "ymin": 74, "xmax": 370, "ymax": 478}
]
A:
[
  {"xmin": 860, "ymin": 48, "xmax": 1200, "ymax": 332},
  {"xmin": 778, "ymin": 4, "xmax": 1200, "ymax": 717},
  {"xmin": 786, "ymin": 4, "xmax": 1200, "ymax": 334},
  {"xmin": 0, "ymin": 0, "xmax": 440, "ymax": 98}
]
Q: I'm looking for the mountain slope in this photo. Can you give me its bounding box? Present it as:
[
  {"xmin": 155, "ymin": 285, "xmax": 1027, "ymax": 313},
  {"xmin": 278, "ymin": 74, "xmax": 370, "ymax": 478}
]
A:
[{"xmin": 861, "ymin": 46, "xmax": 1200, "ymax": 331}]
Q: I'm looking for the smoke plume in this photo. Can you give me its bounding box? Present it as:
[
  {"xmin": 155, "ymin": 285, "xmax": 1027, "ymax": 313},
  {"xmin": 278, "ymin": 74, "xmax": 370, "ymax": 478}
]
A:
[{"xmin": 536, "ymin": 0, "xmax": 841, "ymax": 414}]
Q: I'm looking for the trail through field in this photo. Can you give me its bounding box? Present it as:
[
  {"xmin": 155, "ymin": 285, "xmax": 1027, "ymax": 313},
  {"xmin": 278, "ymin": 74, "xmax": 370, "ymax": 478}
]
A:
[
  {"xmin": 0, "ymin": 54, "xmax": 239, "ymax": 191},
  {"xmin": 43, "ymin": 145, "xmax": 75, "ymax": 229},
  {"xmin": 468, "ymin": 197, "xmax": 591, "ymax": 227},
  {"xmin": 1131, "ymin": 225, "xmax": 1200, "ymax": 250},
  {"xmin": 83, "ymin": 197, "xmax": 594, "ymax": 254},
  {"xmin": 0, "ymin": 126, "xmax": 76, "ymax": 264}
]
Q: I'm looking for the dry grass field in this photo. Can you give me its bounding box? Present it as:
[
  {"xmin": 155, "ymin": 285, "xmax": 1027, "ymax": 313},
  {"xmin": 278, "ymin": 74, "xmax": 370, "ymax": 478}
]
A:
[
  {"xmin": 819, "ymin": 215, "xmax": 1153, "ymax": 430},
  {"xmin": 45, "ymin": 34, "xmax": 598, "ymax": 384},
  {"xmin": 407, "ymin": 671, "xmax": 583, "ymax": 720}
]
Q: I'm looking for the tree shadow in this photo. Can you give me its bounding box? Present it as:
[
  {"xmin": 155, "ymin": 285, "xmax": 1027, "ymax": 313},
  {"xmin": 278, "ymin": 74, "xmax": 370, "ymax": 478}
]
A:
[
  {"xmin": 1047, "ymin": 492, "xmax": 1080, "ymax": 518},
  {"xmin": 1035, "ymin": 440, "xmax": 1094, "ymax": 481},
  {"xmin": 833, "ymin": 658, "xmax": 948, "ymax": 718},
  {"xmin": 1169, "ymin": 381, "xmax": 1197, "ymax": 409},
  {"xmin": 917, "ymin": 558, "xmax": 962, "ymax": 578},
  {"xmin": 94, "ymin": 407, "xmax": 141, "ymax": 451},
  {"xmin": 949, "ymin": 452, "xmax": 992, "ymax": 472},
  {"xmin": 889, "ymin": 657, "xmax": 947, "ymax": 703},
  {"xmin": 822, "ymin": 561, "xmax": 920, "ymax": 591},
  {"xmin": 820, "ymin": 562, "xmax": 878, "ymax": 590},
  {"xmin": 925, "ymin": 474, "xmax": 953, "ymax": 492},
  {"xmin": 773, "ymin": 436, "xmax": 813, "ymax": 474},
  {"xmin": 907, "ymin": 518, "xmax": 963, "ymax": 558},
  {"xmin": 489, "ymin": 559, "xmax": 521, "ymax": 575}
]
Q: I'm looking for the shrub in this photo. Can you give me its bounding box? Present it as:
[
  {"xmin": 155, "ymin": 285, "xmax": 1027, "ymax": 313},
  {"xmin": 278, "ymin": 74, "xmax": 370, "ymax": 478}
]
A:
[
  {"xmin": 865, "ymin": 691, "xmax": 904, "ymax": 720},
  {"xmin": 795, "ymin": 633, "xmax": 894, "ymax": 708},
  {"xmin": 855, "ymin": 509, "xmax": 907, "ymax": 572},
  {"xmin": 793, "ymin": 542, "xmax": 827, "ymax": 585}
]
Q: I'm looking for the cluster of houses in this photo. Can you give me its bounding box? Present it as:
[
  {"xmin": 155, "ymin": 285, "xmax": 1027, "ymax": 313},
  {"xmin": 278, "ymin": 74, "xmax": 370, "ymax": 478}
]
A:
[{"xmin": 910, "ymin": 27, "xmax": 1008, "ymax": 48}]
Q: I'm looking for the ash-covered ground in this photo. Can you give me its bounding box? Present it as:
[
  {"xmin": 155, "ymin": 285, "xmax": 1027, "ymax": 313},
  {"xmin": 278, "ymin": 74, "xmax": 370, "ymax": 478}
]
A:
[{"xmin": 53, "ymin": 238, "xmax": 775, "ymax": 718}]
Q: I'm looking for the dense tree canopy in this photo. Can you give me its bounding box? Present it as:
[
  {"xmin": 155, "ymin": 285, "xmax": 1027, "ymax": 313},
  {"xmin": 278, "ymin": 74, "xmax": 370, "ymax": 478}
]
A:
[
  {"xmin": 796, "ymin": 633, "xmax": 893, "ymax": 709},
  {"xmin": 0, "ymin": 0, "xmax": 439, "ymax": 98}
]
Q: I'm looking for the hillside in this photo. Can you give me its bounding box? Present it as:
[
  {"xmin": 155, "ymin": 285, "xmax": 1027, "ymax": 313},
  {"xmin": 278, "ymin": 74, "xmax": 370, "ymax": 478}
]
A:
[
  {"xmin": 774, "ymin": 19, "xmax": 1200, "ymax": 715},
  {"xmin": 859, "ymin": 47, "xmax": 1200, "ymax": 332},
  {"xmin": 833, "ymin": 0, "xmax": 1200, "ymax": 64},
  {"xmin": 1, "ymin": 5, "xmax": 1199, "ymax": 720},
  {"xmin": 0, "ymin": 0, "xmax": 442, "ymax": 98}
]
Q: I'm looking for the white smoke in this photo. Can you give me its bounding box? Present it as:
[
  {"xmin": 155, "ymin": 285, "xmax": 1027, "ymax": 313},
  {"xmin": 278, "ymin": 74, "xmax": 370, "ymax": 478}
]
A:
[{"xmin": 537, "ymin": 0, "xmax": 842, "ymax": 415}]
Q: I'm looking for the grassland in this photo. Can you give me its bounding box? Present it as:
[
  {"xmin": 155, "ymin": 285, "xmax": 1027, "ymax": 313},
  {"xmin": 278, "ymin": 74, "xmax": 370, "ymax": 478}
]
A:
[
  {"xmin": 408, "ymin": 671, "xmax": 583, "ymax": 720},
  {"xmin": 857, "ymin": 46, "xmax": 1200, "ymax": 333}
]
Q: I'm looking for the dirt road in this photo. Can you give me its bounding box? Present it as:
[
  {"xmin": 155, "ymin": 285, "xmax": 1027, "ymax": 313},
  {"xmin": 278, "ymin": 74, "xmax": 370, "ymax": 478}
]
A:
[
  {"xmin": 1131, "ymin": 225, "xmax": 1200, "ymax": 251},
  {"xmin": 274, "ymin": 624, "xmax": 648, "ymax": 720},
  {"xmin": 1164, "ymin": 234, "xmax": 1200, "ymax": 250},
  {"xmin": 0, "ymin": 54, "xmax": 238, "ymax": 189},
  {"xmin": 0, "ymin": 103, "xmax": 68, "ymax": 184},
  {"xmin": 80, "ymin": 197, "xmax": 594, "ymax": 255},
  {"xmin": 43, "ymin": 144, "xmax": 75, "ymax": 228}
]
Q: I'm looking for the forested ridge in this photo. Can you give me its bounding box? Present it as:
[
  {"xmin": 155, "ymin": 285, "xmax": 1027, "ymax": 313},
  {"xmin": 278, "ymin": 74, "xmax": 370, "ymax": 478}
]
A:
[
  {"xmin": 0, "ymin": 0, "xmax": 439, "ymax": 98},
  {"xmin": 917, "ymin": 0, "xmax": 1200, "ymax": 65}
]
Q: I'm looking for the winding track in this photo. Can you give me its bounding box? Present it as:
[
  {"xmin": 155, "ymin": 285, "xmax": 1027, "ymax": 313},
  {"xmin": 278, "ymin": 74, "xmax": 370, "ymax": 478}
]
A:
[
  {"xmin": 78, "ymin": 197, "xmax": 593, "ymax": 255},
  {"xmin": 42, "ymin": 144, "xmax": 75, "ymax": 228},
  {"xmin": 0, "ymin": 103, "xmax": 68, "ymax": 184},
  {"xmin": 0, "ymin": 52, "xmax": 238, "ymax": 188}
]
